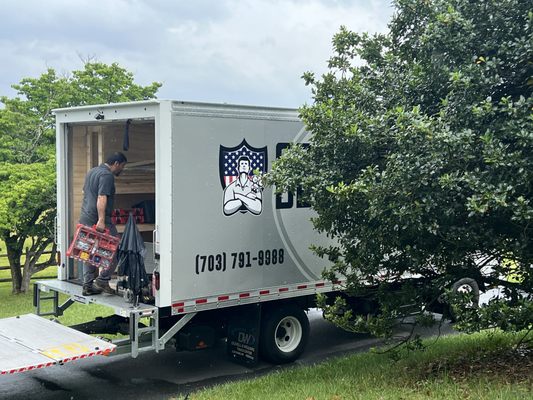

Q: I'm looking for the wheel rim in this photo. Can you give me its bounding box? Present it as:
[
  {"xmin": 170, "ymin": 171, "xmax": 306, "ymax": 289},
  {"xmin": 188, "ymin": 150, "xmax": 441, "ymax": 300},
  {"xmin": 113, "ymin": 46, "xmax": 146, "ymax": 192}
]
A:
[
  {"xmin": 456, "ymin": 283, "xmax": 479, "ymax": 308},
  {"xmin": 456, "ymin": 284, "xmax": 473, "ymax": 294},
  {"xmin": 274, "ymin": 316, "xmax": 302, "ymax": 353}
]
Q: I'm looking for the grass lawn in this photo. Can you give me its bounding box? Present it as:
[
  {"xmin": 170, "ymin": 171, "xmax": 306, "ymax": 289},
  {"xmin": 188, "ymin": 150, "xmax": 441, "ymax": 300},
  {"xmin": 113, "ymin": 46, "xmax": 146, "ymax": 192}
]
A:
[{"xmin": 182, "ymin": 331, "xmax": 531, "ymax": 400}]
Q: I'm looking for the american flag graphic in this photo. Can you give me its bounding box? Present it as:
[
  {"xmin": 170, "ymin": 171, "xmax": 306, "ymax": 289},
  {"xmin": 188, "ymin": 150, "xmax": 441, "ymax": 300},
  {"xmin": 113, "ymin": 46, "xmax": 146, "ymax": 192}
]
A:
[{"xmin": 219, "ymin": 139, "xmax": 268, "ymax": 189}]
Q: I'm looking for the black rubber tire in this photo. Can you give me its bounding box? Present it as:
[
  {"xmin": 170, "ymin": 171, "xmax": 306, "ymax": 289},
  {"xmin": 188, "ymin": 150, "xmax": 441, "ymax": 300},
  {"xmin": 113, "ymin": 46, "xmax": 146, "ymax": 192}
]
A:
[
  {"xmin": 449, "ymin": 278, "xmax": 480, "ymax": 322},
  {"xmin": 259, "ymin": 304, "xmax": 309, "ymax": 364}
]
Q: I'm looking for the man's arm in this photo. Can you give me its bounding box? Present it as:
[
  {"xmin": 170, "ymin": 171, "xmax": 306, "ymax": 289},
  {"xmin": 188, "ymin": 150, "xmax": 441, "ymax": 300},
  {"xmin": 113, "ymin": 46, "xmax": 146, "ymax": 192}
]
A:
[
  {"xmin": 235, "ymin": 191, "xmax": 262, "ymax": 215},
  {"xmin": 223, "ymin": 184, "xmax": 243, "ymax": 216},
  {"xmin": 96, "ymin": 195, "xmax": 107, "ymax": 231},
  {"xmin": 96, "ymin": 173, "xmax": 114, "ymax": 230}
]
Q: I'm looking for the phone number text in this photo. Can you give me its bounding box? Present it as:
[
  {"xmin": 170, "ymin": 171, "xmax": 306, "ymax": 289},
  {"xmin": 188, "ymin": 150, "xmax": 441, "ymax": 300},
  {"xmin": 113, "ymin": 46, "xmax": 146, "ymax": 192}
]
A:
[{"xmin": 195, "ymin": 249, "xmax": 285, "ymax": 275}]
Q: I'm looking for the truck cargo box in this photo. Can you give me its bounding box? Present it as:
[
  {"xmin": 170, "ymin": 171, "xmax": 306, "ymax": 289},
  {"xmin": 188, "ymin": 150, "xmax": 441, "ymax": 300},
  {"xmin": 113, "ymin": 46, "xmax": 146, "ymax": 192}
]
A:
[{"xmin": 54, "ymin": 100, "xmax": 337, "ymax": 313}]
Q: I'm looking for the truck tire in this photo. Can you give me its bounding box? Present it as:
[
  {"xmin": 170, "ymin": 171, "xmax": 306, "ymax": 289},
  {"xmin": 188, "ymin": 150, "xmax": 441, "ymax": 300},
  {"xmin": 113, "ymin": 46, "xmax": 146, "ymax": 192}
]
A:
[
  {"xmin": 449, "ymin": 278, "xmax": 480, "ymax": 322},
  {"xmin": 259, "ymin": 305, "xmax": 309, "ymax": 364}
]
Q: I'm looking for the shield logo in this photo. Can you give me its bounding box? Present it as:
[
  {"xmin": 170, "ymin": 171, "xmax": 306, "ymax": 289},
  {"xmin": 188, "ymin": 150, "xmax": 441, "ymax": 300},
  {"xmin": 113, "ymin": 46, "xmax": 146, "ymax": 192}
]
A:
[
  {"xmin": 219, "ymin": 139, "xmax": 268, "ymax": 189},
  {"xmin": 220, "ymin": 139, "xmax": 268, "ymax": 216}
]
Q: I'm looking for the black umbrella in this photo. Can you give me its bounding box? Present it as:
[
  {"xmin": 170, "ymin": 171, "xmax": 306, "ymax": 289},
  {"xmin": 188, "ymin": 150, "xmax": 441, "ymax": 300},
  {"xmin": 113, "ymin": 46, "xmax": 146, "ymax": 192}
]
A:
[{"xmin": 117, "ymin": 213, "xmax": 148, "ymax": 306}]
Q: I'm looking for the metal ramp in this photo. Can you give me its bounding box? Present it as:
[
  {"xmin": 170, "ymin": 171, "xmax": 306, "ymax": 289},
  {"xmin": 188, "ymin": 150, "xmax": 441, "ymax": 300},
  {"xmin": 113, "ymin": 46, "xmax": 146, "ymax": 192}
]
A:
[
  {"xmin": 0, "ymin": 280, "xmax": 196, "ymax": 375},
  {"xmin": 0, "ymin": 314, "xmax": 115, "ymax": 375}
]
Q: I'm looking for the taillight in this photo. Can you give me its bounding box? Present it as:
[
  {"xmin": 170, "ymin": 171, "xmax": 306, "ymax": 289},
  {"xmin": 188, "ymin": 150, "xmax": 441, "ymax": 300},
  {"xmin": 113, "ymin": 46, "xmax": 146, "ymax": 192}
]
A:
[{"xmin": 153, "ymin": 271, "xmax": 160, "ymax": 291}]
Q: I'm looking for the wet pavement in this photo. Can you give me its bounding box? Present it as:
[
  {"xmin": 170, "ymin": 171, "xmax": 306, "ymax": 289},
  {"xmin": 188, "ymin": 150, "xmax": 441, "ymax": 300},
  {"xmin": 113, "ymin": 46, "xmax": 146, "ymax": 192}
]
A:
[{"xmin": 0, "ymin": 309, "xmax": 455, "ymax": 400}]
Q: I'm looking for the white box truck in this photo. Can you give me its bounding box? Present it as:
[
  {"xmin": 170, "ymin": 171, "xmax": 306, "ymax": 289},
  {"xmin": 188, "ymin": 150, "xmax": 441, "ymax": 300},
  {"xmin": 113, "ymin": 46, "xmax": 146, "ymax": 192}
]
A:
[{"xmin": 0, "ymin": 100, "xmax": 346, "ymax": 375}]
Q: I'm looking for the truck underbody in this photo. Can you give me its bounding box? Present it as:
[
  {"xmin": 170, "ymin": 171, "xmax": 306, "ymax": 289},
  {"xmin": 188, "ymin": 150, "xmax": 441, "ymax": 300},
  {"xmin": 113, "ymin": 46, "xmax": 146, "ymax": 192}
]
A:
[{"xmin": 1, "ymin": 278, "xmax": 323, "ymax": 375}]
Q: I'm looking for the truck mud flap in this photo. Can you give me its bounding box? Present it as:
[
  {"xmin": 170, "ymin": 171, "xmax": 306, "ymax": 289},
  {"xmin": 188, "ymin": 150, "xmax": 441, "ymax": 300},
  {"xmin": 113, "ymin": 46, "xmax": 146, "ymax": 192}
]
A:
[{"xmin": 0, "ymin": 314, "xmax": 115, "ymax": 375}]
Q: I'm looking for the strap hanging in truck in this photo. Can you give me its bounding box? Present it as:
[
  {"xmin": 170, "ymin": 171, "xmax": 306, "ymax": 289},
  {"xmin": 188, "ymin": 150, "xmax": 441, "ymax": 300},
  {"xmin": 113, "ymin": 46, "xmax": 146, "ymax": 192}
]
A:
[{"xmin": 123, "ymin": 119, "xmax": 131, "ymax": 151}]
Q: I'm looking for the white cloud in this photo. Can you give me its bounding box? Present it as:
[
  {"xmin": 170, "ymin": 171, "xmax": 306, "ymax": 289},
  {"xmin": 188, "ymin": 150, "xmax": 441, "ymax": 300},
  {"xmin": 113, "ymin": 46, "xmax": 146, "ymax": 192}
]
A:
[{"xmin": 0, "ymin": 0, "xmax": 393, "ymax": 107}]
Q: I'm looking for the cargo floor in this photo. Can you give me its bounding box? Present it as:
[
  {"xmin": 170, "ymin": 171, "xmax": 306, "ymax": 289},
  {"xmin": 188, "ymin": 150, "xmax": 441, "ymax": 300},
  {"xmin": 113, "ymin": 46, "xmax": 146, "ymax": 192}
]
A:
[{"xmin": 36, "ymin": 279, "xmax": 157, "ymax": 318}]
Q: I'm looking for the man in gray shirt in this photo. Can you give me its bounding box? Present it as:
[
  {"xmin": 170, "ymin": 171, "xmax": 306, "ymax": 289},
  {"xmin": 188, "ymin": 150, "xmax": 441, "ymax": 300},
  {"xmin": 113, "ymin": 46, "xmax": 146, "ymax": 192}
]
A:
[{"xmin": 80, "ymin": 152, "xmax": 127, "ymax": 296}]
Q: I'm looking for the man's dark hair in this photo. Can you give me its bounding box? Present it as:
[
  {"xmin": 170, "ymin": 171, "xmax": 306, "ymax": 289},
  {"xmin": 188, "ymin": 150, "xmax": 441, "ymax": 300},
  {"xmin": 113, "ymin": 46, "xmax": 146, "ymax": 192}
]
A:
[
  {"xmin": 237, "ymin": 156, "xmax": 251, "ymax": 164},
  {"xmin": 106, "ymin": 152, "xmax": 128, "ymax": 165}
]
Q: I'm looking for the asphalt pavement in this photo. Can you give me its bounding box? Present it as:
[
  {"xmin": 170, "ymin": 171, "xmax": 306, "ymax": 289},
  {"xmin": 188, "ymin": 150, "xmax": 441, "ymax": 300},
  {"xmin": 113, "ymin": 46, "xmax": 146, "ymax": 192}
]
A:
[{"xmin": 0, "ymin": 309, "xmax": 455, "ymax": 400}]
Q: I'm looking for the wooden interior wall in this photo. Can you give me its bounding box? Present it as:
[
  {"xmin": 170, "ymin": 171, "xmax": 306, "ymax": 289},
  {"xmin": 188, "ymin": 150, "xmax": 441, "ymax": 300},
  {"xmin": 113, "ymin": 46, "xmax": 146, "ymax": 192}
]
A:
[
  {"xmin": 102, "ymin": 122, "xmax": 156, "ymax": 194},
  {"xmin": 69, "ymin": 122, "xmax": 155, "ymax": 225},
  {"xmin": 70, "ymin": 126, "xmax": 95, "ymax": 224}
]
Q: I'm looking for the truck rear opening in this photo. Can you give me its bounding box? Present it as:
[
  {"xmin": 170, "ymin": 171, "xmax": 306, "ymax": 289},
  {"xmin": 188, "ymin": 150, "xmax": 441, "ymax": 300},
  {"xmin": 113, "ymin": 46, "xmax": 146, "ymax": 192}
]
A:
[
  {"xmin": 0, "ymin": 314, "xmax": 115, "ymax": 375},
  {"xmin": 64, "ymin": 118, "xmax": 156, "ymax": 287}
]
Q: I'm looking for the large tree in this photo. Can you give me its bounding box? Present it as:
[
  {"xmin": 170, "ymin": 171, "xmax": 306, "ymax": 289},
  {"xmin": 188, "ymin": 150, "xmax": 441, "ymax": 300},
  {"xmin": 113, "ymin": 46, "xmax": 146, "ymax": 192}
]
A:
[
  {"xmin": 269, "ymin": 0, "xmax": 532, "ymax": 336},
  {"xmin": 0, "ymin": 162, "xmax": 56, "ymax": 293},
  {"xmin": 0, "ymin": 62, "xmax": 161, "ymax": 293}
]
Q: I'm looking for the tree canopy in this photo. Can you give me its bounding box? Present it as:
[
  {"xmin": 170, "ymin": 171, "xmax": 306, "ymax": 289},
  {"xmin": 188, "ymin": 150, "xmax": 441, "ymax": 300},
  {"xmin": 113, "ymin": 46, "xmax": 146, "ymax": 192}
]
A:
[
  {"xmin": 269, "ymin": 0, "xmax": 532, "ymax": 336},
  {"xmin": 0, "ymin": 62, "xmax": 161, "ymax": 293}
]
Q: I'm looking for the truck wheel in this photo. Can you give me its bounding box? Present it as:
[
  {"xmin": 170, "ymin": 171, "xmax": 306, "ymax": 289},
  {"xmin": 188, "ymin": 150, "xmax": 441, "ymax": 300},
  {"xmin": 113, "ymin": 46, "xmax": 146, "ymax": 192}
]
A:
[
  {"xmin": 448, "ymin": 278, "xmax": 480, "ymax": 321},
  {"xmin": 259, "ymin": 305, "xmax": 309, "ymax": 364}
]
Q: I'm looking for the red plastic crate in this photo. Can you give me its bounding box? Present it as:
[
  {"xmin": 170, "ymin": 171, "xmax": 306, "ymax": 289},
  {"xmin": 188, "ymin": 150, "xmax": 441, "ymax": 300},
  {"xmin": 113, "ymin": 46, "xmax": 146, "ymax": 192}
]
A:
[{"xmin": 66, "ymin": 224, "xmax": 120, "ymax": 268}]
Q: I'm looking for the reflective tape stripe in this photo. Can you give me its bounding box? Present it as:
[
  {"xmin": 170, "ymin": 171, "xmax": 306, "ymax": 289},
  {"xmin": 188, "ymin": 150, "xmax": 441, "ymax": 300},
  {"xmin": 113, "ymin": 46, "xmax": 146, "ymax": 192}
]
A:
[{"xmin": 171, "ymin": 280, "xmax": 346, "ymax": 315}]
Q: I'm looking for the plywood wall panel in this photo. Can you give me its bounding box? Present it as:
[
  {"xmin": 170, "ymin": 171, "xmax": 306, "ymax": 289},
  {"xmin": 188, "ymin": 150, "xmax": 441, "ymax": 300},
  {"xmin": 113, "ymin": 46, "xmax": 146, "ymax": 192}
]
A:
[{"xmin": 68, "ymin": 122, "xmax": 155, "ymax": 227}]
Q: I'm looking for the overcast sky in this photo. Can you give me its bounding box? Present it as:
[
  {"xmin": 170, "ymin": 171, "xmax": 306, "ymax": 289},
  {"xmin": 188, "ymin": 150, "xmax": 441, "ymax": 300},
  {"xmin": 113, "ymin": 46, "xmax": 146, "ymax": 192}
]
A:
[{"xmin": 0, "ymin": 0, "xmax": 393, "ymax": 108}]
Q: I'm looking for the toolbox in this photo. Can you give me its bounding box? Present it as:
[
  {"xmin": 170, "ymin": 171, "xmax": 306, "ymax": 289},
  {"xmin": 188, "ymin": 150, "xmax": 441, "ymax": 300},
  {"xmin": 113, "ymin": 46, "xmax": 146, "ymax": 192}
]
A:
[{"xmin": 66, "ymin": 224, "xmax": 120, "ymax": 268}]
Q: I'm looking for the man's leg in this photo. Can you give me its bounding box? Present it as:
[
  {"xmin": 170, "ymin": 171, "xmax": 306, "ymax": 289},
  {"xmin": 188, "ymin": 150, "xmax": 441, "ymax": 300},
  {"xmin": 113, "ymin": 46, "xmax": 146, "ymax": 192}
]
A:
[
  {"xmin": 82, "ymin": 262, "xmax": 102, "ymax": 295},
  {"xmin": 94, "ymin": 224, "xmax": 119, "ymax": 294}
]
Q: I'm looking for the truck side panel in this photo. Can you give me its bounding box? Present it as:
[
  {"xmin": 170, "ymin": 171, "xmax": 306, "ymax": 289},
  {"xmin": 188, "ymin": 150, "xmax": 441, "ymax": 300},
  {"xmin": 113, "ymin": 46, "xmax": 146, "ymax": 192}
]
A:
[{"xmin": 168, "ymin": 104, "xmax": 333, "ymax": 306}]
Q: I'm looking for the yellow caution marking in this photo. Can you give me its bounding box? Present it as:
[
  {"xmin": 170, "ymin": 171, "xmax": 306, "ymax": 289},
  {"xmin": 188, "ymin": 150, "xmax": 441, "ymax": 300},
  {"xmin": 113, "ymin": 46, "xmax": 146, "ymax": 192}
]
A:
[{"xmin": 41, "ymin": 342, "xmax": 91, "ymax": 359}]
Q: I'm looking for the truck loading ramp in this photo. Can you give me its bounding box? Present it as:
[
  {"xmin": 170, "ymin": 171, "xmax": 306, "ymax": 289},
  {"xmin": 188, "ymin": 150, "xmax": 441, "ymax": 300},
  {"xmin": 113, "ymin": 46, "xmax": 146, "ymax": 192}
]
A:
[{"xmin": 0, "ymin": 314, "xmax": 115, "ymax": 375}]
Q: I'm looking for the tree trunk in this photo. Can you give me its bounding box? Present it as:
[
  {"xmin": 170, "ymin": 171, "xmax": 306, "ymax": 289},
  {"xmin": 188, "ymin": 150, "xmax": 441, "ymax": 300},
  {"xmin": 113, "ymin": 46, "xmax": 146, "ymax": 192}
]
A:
[
  {"xmin": 20, "ymin": 241, "xmax": 56, "ymax": 293},
  {"xmin": 21, "ymin": 256, "xmax": 32, "ymax": 294},
  {"xmin": 4, "ymin": 237, "xmax": 23, "ymax": 294},
  {"xmin": 9, "ymin": 260, "xmax": 22, "ymax": 294},
  {"xmin": 2, "ymin": 233, "xmax": 55, "ymax": 294}
]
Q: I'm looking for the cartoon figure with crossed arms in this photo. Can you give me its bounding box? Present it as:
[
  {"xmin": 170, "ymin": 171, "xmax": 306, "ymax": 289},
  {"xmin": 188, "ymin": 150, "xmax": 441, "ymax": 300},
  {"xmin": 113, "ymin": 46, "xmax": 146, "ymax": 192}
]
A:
[{"xmin": 223, "ymin": 156, "xmax": 263, "ymax": 216}]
